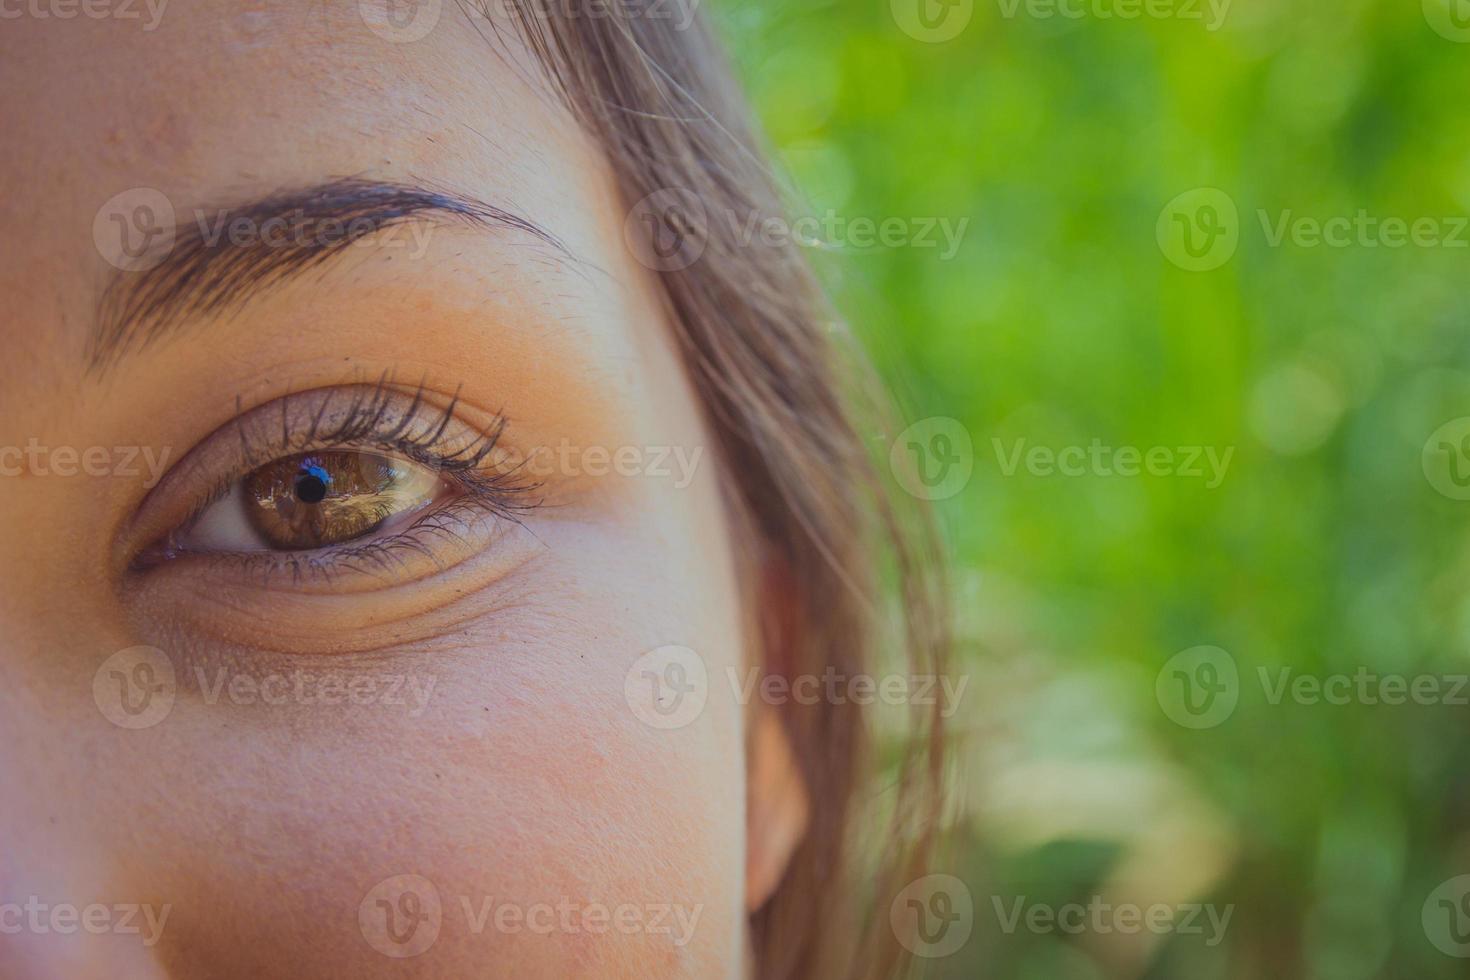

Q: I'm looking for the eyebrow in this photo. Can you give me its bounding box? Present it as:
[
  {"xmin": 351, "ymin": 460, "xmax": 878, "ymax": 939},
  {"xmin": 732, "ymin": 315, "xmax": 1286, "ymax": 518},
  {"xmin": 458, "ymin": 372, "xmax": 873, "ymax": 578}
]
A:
[{"xmin": 89, "ymin": 178, "xmax": 567, "ymax": 374}]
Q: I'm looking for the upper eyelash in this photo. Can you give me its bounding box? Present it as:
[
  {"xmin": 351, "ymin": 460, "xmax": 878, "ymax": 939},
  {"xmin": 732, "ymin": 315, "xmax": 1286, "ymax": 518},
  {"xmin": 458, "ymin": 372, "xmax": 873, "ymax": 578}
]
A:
[
  {"xmin": 242, "ymin": 373, "xmax": 512, "ymax": 476},
  {"xmin": 146, "ymin": 376, "xmax": 543, "ymax": 573}
]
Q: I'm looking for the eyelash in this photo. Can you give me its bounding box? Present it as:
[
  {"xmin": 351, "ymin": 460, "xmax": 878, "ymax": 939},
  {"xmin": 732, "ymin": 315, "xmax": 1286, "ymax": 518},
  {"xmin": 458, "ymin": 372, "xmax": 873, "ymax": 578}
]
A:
[{"xmin": 142, "ymin": 378, "xmax": 541, "ymax": 583}]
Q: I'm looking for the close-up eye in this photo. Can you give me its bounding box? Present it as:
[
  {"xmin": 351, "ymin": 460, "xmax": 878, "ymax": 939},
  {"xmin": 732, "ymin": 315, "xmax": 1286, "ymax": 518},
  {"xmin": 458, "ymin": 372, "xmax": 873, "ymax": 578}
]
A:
[
  {"xmin": 124, "ymin": 382, "xmax": 544, "ymax": 594},
  {"xmin": 179, "ymin": 450, "xmax": 449, "ymax": 553}
]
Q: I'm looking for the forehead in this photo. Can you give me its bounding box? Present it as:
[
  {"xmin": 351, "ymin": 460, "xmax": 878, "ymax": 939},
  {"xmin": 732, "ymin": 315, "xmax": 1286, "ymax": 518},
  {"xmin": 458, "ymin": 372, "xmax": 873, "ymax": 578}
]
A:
[{"xmin": 0, "ymin": 0, "xmax": 617, "ymax": 389}]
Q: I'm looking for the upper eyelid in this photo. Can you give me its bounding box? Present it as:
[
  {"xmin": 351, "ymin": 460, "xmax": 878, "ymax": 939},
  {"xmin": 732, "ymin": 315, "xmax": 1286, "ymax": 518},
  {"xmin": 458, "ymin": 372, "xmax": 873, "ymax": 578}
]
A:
[
  {"xmin": 231, "ymin": 381, "xmax": 502, "ymax": 470},
  {"xmin": 121, "ymin": 383, "xmax": 531, "ymax": 567}
]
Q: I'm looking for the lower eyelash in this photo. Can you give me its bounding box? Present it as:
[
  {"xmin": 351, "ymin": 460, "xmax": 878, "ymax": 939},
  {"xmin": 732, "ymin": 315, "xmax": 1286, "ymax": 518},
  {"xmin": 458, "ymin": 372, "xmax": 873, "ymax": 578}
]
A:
[{"xmin": 189, "ymin": 491, "xmax": 526, "ymax": 587}]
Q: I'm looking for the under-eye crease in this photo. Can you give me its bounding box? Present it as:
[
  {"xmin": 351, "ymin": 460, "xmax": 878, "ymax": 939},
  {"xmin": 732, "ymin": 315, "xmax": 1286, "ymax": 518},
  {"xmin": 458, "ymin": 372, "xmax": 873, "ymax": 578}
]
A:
[{"xmin": 130, "ymin": 377, "xmax": 541, "ymax": 585}]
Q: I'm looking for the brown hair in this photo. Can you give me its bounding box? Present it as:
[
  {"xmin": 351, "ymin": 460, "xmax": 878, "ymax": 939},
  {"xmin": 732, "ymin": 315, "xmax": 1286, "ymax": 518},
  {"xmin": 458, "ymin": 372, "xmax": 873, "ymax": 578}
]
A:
[{"xmin": 486, "ymin": 2, "xmax": 952, "ymax": 975}]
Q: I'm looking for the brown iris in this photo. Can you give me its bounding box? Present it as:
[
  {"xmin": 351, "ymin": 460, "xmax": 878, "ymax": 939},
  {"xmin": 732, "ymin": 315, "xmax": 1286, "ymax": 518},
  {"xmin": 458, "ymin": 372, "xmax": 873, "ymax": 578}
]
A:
[{"xmin": 241, "ymin": 451, "xmax": 442, "ymax": 550}]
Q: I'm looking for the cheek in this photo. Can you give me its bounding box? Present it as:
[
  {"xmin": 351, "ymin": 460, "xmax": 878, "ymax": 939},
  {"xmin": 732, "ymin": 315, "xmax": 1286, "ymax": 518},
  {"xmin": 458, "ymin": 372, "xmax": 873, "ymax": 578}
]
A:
[{"xmin": 104, "ymin": 520, "xmax": 748, "ymax": 979}]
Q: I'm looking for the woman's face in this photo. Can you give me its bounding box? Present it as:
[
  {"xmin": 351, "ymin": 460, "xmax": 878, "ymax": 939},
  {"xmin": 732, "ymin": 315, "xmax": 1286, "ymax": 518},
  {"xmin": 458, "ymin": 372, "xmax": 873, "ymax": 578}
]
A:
[{"xmin": 0, "ymin": 4, "xmax": 763, "ymax": 976}]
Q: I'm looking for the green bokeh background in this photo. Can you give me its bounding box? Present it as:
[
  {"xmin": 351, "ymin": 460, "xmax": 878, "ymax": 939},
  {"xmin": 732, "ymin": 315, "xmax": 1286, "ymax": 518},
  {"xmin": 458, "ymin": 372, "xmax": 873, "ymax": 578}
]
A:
[{"xmin": 720, "ymin": 0, "xmax": 1470, "ymax": 976}]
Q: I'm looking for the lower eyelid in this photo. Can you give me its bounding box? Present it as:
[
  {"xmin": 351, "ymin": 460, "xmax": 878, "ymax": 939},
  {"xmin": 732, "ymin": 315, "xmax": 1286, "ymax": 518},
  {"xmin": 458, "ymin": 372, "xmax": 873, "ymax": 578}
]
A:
[
  {"xmin": 120, "ymin": 499, "xmax": 546, "ymax": 657},
  {"xmin": 163, "ymin": 490, "xmax": 512, "ymax": 585}
]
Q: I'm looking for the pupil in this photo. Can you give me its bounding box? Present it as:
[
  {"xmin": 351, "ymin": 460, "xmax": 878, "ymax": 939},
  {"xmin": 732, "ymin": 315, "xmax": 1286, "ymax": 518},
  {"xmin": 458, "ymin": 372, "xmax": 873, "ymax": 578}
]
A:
[{"xmin": 295, "ymin": 465, "xmax": 330, "ymax": 504}]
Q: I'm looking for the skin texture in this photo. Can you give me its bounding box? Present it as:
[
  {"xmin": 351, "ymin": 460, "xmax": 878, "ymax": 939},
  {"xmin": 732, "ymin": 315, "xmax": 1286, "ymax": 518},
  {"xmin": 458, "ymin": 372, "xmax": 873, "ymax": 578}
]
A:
[{"xmin": 0, "ymin": 3, "xmax": 808, "ymax": 977}]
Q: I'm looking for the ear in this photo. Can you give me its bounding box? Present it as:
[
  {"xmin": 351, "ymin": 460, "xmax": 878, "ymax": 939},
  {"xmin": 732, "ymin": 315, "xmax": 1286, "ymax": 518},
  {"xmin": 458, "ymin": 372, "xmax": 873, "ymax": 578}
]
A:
[
  {"xmin": 745, "ymin": 707, "xmax": 810, "ymax": 912},
  {"xmin": 744, "ymin": 559, "xmax": 811, "ymax": 913}
]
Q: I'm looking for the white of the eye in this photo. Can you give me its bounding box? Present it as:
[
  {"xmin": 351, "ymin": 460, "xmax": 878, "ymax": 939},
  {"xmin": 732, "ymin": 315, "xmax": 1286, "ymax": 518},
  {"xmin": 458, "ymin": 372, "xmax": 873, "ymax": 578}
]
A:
[{"xmin": 182, "ymin": 482, "xmax": 273, "ymax": 552}]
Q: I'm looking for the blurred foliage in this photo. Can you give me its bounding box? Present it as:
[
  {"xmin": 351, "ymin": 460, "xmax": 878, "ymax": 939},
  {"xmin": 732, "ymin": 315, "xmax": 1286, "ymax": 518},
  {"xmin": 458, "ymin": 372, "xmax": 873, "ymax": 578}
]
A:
[{"xmin": 719, "ymin": 0, "xmax": 1470, "ymax": 977}]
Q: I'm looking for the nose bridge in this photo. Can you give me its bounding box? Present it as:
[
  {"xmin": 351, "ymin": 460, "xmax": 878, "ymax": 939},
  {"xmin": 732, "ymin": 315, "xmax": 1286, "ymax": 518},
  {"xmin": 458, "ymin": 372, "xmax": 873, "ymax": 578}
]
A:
[{"xmin": 0, "ymin": 639, "xmax": 171, "ymax": 980}]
